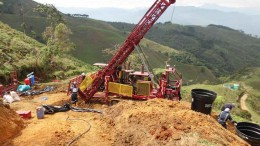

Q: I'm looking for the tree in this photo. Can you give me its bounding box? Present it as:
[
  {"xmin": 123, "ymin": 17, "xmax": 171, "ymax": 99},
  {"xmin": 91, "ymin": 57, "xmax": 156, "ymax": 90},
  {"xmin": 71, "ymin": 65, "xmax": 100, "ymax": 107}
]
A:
[
  {"xmin": 41, "ymin": 23, "xmax": 74, "ymax": 58},
  {"xmin": 21, "ymin": 22, "xmax": 26, "ymax": 34},
  {"xmin": 53, "ymin": 23, "xmax": 74, "ymax": 53},
  {"xmin": 34, "ymin": 3, "xmax": 66, "ymax": 45},
  {"xmin": 34, "ymin": 4, "xmax": 74, "ymax": 55},
  {"xmin": 34, "ymin": 4, "xmax": 65, "ymax": 27},
  {"xmin": 42, "ymin": 26, "xmax": 54, "ymax": 40},
  {"xmin": 0, "ymin": 1, "xmax": 3, "ymax": 13},
  {"xmin": 31, "ymin": 30, "xmax": 37, "ymax": 39}
]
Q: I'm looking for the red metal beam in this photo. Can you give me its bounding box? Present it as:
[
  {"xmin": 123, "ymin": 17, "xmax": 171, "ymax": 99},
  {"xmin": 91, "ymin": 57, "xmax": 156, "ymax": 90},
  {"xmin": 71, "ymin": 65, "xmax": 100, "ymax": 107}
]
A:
[{"xmin": 80, "ymin": 0, "xmax": 176, "ymax": 101}]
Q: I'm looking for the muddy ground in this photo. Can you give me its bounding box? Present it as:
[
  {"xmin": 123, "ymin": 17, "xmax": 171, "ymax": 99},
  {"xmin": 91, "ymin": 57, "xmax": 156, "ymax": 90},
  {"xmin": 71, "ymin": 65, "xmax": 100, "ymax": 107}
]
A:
[{"xmin": 0, "ymin": 91, "xmax": 249, "ymax": 146}]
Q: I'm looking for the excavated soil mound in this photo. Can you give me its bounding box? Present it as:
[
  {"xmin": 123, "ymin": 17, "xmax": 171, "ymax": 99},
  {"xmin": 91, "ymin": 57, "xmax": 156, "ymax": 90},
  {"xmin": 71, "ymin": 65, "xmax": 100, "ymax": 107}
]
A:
[
  {"xmin": 0, "ymin": 102, "xmax": 24, "ymax": 145},
  {"xmin": 101, "ymin": 99, "xmax": 249, "ymax": 146}
]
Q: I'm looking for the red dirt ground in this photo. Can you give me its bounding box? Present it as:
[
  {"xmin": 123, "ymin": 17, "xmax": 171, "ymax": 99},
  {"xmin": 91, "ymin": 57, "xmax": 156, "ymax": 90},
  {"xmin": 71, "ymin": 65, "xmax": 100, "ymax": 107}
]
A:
[{"xmin": 0, "ymin": 92, "xmax": 250, "ymax": 146}]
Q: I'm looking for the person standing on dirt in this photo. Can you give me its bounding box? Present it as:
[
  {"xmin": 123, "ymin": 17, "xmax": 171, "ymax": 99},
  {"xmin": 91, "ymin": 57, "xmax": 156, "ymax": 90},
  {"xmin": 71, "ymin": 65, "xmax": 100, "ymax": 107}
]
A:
[
  {"xmin": 221, "ymin": 103, "xmax": 235, "ymax": 111},
  {"xmin": 70, "ymin": 81, "xmax": 78, "ymax": 106},
  {"xmin": 218, "ymin": 108, "xmax": 237, "ymax": 129}
]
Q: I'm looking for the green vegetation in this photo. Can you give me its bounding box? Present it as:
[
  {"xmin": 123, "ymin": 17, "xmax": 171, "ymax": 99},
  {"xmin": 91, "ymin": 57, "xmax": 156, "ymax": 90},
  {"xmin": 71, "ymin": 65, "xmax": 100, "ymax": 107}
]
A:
[
  {"xmin": 34, "ymin": 3, "xmax": 65, "ymax": 27},
  {"xmin": 110, "ymin": 22, "xmax": 260, "ymax": 77},
  {"xmin": 0, "ymin": 21, "xmax": 94, "ymax": 84},
  {"xmin": 229, "ymin": 67, "xmax": 260, "ymax": 123}
]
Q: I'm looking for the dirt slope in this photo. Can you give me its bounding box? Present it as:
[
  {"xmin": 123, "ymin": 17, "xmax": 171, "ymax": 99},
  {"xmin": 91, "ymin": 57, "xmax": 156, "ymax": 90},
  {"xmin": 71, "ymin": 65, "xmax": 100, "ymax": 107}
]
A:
[
  {"xmin": 0, "ymin": 102, "xmax": 24, "ymax": 145},
  {"xmin": 101, "ymin": 99, "xmax": 249, "ymax": 146}
]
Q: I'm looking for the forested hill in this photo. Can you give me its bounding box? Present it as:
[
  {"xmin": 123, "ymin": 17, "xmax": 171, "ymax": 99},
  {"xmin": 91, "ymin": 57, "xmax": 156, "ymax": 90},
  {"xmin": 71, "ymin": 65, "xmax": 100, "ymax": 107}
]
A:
[{"xmin": 109, "ymin": 22, "xmax": 260, "ymax": 77}]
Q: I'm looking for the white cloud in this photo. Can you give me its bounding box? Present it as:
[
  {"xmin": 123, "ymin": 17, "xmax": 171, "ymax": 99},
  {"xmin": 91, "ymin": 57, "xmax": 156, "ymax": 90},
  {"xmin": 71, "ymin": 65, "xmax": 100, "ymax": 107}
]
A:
[
  {"xmin": 34, "ymin": 0, "xmax": 153, "ymax": 8},
  {"xmin": 33, "ymin": 0, "xmax": 260, "ymax": 8},
  {"xmin": 176, "ymin": 0, "xmax": 259, "ymax": 8}
]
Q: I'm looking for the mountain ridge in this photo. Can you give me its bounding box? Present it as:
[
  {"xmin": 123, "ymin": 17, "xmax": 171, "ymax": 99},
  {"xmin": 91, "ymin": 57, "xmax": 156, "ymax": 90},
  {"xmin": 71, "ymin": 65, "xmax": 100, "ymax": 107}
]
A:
[{"xmin": 58, "ymin": 6, "xmax": 260, "ymax": 36}]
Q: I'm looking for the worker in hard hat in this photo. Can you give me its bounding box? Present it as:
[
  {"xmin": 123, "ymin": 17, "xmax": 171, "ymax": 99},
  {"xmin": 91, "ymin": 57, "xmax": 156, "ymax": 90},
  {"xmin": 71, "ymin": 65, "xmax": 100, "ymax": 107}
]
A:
[
  {"xmin": 221, "ymin": 103, "xmax": 235, "ymax": 111},
  {"xmin": 70, "ymin": 81, "xmax": 78, "ymax": 106},
  {"xmin": 81, "ymin": 73, "xmax": 86, "ymax": 80},
  {"xmin": 218, "ymin": 108, "xmax": 237, "ymax": 129}
]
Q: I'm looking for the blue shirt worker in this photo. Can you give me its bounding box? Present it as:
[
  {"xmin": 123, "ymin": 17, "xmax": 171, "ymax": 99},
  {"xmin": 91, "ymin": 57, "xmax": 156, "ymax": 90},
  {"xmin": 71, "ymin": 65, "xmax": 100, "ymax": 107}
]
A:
[
  {"xmin": 218, "ymin": 108, "xmax": 237, "ymax": 129},
  {"xmin": 70, "ymin": 81, "xmax": 78, "ymax": 106}
]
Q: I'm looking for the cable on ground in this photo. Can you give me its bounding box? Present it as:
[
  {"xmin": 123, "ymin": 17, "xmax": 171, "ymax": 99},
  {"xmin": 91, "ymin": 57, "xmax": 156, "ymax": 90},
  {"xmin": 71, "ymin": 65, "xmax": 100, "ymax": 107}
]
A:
[{"xmin": 66, "ymin": 114, "xmax": 92, "ymax": 146}]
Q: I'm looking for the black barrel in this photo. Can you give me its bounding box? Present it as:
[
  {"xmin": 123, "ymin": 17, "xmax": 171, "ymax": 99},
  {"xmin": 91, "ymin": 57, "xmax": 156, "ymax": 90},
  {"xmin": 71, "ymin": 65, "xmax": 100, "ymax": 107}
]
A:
[
  {"xmin": 236, "ymin": 122, "xmax": 260, "ymax": 146},
  {"xmin": 191, "ymin": 89, "xmax": 217, "ymax": 115}
]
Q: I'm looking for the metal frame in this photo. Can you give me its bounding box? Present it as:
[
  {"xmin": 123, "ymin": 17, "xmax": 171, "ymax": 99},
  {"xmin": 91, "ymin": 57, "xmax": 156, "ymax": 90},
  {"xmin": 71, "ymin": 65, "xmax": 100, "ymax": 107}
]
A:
[{"xmin": 79, "ymin": 0, "xmax": 176, "ymax": 102}]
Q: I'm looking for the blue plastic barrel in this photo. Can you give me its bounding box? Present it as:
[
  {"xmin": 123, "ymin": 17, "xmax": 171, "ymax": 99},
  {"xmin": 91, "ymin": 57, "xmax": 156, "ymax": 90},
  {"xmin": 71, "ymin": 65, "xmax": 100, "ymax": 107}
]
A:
[{"xmin": 30, "ymin": 75, "xmax": 35, "ymax": 86}]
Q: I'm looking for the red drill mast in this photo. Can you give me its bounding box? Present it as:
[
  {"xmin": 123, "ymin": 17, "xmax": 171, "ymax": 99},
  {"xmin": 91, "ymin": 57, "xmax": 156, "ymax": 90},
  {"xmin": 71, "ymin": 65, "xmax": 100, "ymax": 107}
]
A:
[{"xmin": 79, "ymin": 0, "xmax": 176, "ymax": 101}]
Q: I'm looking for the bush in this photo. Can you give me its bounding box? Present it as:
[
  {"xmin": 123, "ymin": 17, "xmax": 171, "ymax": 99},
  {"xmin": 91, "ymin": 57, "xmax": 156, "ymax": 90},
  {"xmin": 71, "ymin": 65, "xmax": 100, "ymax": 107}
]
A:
[
  {"xmin": 213, "ymin": 96, "xmax": 225, "ymax": 110},
  {"xmin": 248, "ymin": 95, "xmax": 260, "ymax": 115},
  {"xmin": 235, "ymin": 110, "xmax": 252, "ymax": 120}
]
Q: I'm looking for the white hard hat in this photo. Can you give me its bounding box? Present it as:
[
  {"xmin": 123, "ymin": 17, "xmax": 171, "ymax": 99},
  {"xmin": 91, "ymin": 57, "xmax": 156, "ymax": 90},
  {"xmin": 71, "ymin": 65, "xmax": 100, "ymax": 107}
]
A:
[{"xmin": 224, "ymin": 108, "xmax": 230, "ymax": 112}]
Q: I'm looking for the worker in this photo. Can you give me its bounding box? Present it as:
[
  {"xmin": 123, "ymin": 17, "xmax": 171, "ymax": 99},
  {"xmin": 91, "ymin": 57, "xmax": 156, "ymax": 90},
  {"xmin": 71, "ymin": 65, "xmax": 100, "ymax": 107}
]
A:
[
  {"xmin": 221, "ymin": 103, "xmax": 235, "ymax": 111},
  {"xmin": 70, "ymin": 81, "xmax": 78, "ymax": 106},
  {"xmin": 218, "ymin": 108, "xmax": 237, "ymax": 129},
  {"xmin": 81, "ymin": 73, "xmax": 86, "ymax": 80}
]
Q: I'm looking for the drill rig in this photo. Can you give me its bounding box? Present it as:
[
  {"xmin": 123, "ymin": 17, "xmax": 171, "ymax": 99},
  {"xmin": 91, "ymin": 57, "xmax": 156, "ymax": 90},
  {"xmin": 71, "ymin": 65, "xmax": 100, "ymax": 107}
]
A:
[{"xmin": 69, "ymin": 0, "xmax": 182, "ymax": 102}]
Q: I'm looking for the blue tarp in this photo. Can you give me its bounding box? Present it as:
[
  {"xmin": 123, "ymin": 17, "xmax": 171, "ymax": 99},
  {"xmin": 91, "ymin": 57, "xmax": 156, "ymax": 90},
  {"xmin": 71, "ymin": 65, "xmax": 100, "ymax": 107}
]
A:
[{"xmin": 17, "ymin": 85, "xmax": 30, "ymax": 92}]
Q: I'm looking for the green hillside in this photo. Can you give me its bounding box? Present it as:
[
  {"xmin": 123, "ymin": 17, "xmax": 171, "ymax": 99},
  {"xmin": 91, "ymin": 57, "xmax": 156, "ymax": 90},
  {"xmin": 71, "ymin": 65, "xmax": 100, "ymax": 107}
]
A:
[
  {"xmin": 110, "ymin": 22, "xmax": 260, "ymax": 77},
  {"xmin": 230, "ymin": 67, "xmax": 260, "ymax": 122},
  {"xmin": 139, "ymin": 39, "xmax": 219, "ymax": 84},
  {"xmin": 65, "ymin": 15, "xmax": 125, "ymax": 63},
  {"xmin": 0, "ymin": 21, "xmax": 93, "ymax": 84}
]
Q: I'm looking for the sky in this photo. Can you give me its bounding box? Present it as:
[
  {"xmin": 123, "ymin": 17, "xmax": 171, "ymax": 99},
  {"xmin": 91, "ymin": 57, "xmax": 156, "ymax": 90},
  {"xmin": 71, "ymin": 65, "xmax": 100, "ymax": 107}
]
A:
[{"xmin": 33, "ymin": 0, "xmax": 260, "ymax": 9}]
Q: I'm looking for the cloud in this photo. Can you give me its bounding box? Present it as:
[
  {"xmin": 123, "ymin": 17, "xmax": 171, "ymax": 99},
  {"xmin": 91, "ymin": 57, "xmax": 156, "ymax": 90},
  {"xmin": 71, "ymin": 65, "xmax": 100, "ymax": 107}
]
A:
[
  {"xmin": 34, "ymin": 0, "xmax": 153, "ymax": 8},
  {"xmin": 33, "ymin": 0, "xmax": 260, "ymax": 8}
]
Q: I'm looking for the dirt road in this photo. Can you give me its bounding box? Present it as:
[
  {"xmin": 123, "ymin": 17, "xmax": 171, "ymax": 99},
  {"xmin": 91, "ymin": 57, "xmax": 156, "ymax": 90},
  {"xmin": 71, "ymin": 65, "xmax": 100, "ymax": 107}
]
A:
[{"xmin": 240, "ymin": 94, "xmax": 248, "ymax": 111}]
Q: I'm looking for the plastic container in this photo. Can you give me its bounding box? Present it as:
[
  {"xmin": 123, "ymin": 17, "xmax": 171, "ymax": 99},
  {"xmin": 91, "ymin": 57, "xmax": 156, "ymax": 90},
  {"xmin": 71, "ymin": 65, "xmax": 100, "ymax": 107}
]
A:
[
  {"xmin": 30, "ymin": 75, "xmax": 35, "ymax": 86},
  {"xmin": 17, "ymin": 85, "xmax": 30, "ymax": 92},
  {"xmin": 236, "ymin": 122, "xmax": 260, "ymax": 146},
  {"xmin": 191, "ymin": 89, "xmax": 217, "ymax": 115},
  {"xmin": 24, "ymin": 78, "xmax": 30, "ymax": 85},
  {"xmin": 233, "ymin": 84, "xmax": 240, "ymax": 91},
  {"xmin": 36, "ymin": 107, "xmax": 45, "ymax": 119},
  {"xmin": 16, "ymin": 111, "xmax": 32, "ymax": 119}
]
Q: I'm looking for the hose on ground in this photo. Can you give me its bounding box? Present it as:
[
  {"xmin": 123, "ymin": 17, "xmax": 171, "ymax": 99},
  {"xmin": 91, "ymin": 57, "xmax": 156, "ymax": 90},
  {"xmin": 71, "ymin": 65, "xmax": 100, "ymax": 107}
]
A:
[{"xmin": 66, "ymin": 114, "xmax": 92, "ymax": 146}]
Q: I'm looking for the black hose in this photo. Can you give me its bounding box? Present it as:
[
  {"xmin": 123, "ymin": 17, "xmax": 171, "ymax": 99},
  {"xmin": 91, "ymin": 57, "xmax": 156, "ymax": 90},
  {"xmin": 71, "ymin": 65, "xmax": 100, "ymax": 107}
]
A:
[
  {"xmin": 66, "ymin": 108, "xmax": 103, "ymax": 146},
  {"xmin": 66, "ymin": 114, "xmax": 92, "ymax": 146},
  {"xmin": 70, "ymin": 106, "xmax": 103, "ymax": 114}
]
